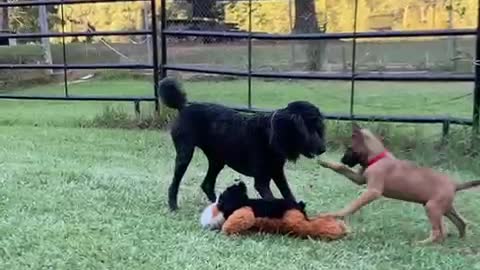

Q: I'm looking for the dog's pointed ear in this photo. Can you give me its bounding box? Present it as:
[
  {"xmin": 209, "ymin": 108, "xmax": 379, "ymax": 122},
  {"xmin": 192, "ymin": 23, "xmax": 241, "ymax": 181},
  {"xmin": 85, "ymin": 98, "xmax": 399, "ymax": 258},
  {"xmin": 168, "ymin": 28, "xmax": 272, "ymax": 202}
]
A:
[
  {"xmin": 352, "ymin": 122, "xmax": 363, "ymax": 139},
  {"xmin": 352, "ymin": 122, "xmax": 361, "ymax": 132}
]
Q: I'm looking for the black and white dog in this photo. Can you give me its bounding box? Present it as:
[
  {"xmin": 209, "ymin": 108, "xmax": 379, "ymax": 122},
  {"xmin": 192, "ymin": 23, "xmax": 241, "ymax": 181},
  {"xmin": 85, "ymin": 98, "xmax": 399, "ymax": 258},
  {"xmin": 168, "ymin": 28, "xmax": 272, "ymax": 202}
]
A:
[{"xmin": 159, "ymin": 78, "xmax": 327, "ymax": 211}]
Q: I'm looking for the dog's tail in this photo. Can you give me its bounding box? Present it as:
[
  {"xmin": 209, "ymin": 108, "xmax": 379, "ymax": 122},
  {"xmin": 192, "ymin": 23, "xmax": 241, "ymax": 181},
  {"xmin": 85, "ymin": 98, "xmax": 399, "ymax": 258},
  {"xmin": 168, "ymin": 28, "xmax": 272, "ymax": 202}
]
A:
[
  {"xmin": 158, "ymin": 78, "xmax": 187, "ymax": 110},
  {"xmin": 455, "ymin": 180, "xmax": 480, "ymax": 192}
]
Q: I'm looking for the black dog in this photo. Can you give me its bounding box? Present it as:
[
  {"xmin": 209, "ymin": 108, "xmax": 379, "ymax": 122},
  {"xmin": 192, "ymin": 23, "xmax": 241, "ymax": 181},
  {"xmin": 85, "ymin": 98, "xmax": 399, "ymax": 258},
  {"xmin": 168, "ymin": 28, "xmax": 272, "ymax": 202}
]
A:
[
  {"xmin": 216, "ymin": 181, "xmax": 307, "ymax": 220},
  {"xmin": 159, "ymin": 78, "xmax": 326, "ymax": 211}
]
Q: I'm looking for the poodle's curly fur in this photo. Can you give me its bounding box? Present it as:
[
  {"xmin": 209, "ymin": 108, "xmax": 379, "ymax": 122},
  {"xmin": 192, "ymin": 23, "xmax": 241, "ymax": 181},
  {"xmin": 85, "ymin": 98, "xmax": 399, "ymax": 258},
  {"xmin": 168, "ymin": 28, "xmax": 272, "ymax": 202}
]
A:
[{"xmin": 159, "ymin": 78, "xmax": 327, "ymax": 210}]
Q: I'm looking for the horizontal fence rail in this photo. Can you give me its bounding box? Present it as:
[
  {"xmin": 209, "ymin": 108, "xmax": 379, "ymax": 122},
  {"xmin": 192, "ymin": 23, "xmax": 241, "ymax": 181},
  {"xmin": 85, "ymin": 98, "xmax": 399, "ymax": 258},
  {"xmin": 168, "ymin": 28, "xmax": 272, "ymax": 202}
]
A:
[
  {"xmin": 164, "ymin": 65, "xmax": 475, "ymax": 82},
  {"xmin": 0, "ymin": 30, "xmax": 151, "ymax": 39},
  {"xmin": 228, "ymin": 105, "xmax": 472, "ymax": 126},
  {"xmin": 163, "ymin": 28, "xmax": 477, "ymax": 40},
  {"xmin": 0, "ymin": 64, "xmax": 154, "ymax": 69},
  {"xmin": 0, "ymin": 95, "xmax": 156, "ymax": 102}
]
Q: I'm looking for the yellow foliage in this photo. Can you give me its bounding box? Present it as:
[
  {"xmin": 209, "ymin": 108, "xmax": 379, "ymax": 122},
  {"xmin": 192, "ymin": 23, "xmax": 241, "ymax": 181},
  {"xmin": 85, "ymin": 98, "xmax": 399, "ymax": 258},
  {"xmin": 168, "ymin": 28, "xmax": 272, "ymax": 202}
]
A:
[
  {"xmin": 56, "ymin": 0, "xmax": 478, "ymax": 43},
  {"xmin": 226, "ymin": 0, "xmax": 476, "ymax": 34},
  {"xmin": 56, "ymin": 0, "xmax": 164, "ymax": 43}
]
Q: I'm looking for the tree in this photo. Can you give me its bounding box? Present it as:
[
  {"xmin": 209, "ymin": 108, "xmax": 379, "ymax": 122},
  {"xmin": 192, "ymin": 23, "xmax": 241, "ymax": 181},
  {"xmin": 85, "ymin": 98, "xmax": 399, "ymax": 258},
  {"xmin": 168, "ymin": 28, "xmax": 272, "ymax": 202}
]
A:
[
  {"xmin": 293, "ymin": 0, "xmax": 318, "ymax": 33},
  {"xmin": 9, "ymin": 5, "xmax": 60, "ymax": 43},
  {"xmin": 0, "ymin": 0, "xmax": 8, "ymax": 31},
  {"xmin": 293, "ymin": 0, "xmax": 326, "ymax": 71}
]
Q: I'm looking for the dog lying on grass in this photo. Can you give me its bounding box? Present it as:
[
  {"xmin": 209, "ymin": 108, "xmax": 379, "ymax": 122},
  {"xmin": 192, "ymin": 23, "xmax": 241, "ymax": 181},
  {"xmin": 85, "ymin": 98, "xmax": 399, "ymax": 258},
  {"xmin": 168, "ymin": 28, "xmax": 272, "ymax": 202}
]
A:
[
  {"xmin": 158, "ymin": 78, "xmax": 327, "ymax": 211},
  {"xmin": 318, "ymin": 123, "xmax": 480, "ymax": 244}
]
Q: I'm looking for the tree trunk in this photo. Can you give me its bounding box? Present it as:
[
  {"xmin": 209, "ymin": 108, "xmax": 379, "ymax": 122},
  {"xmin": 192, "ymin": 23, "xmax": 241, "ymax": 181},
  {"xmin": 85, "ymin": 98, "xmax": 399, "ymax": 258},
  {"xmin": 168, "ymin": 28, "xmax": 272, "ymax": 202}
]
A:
[
  {"xmin": 293, "ymin": 0, "xmax": 325, "ymax": 71},
  {"xmin": 293, "ymin": 0, "xmax": 318, "ymax": 33},
  {"xmin": 0, "ymin": 0, "xmax": 8, "ymax": 31},
  {"xmin": 39, "ymin": 5, "xmax": 53, "ymax": 74}
]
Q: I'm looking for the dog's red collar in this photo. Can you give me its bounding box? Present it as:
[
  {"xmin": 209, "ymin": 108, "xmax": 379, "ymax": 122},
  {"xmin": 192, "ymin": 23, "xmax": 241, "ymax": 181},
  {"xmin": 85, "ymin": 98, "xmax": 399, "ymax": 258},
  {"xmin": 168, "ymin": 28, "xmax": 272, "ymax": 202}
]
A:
[{"xmin": 367, "ymin": 150, "xmax": 389, "ymax": 167}]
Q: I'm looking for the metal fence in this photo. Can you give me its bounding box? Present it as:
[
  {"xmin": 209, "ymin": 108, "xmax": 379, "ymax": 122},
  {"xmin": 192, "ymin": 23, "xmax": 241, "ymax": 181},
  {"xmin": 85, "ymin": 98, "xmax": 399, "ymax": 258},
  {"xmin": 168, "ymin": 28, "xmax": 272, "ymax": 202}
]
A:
[
  {"xmin": 0, "ymin": 0, "xmax": 159, "ymax": 110},
  {"xmin": 1, "ymin": 0, "xmax": 480, "ymax": 135}
]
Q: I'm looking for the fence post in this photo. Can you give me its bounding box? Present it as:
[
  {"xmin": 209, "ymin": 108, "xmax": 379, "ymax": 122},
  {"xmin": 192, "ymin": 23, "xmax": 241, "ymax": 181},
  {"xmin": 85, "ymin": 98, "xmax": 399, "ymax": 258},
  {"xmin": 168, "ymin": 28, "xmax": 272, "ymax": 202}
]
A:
[
  {"xmin": 473, "ymin": 0, "xmax": 480, "ymax": 135},
  {"xmin": 60, "ymin": 3, "xmax": 69, "ymax": 97},
  {"xmin": 441, "ymin": 120, "xmax": 450, "ymax": 145},
  {"xmin": 134, "ymin": 100, "xmax": 141, "ymax": 120},
  {"xmin": 247, "ymin": 0, "xmax": 253, "ymax": 109},
  {"xmin": 151, "ymin": 0, "xmax": 161, "ymax": 112},
  {"xmin": 159, "ymin": 0, "xmax": 166, "ymax": 79},
  {"xmin": 349, "ymin": 0, "xmax": 359, "ymax": 118}
]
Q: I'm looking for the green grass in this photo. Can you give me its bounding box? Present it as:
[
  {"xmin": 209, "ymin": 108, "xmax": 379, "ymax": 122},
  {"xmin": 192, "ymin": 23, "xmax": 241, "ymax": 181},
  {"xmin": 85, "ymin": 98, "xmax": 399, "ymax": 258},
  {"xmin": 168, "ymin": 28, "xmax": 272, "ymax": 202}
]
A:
[
  {"xmin": 0, "ymin": 78, "xmax": 474, "ymax": 128},
  {"xmin": 0, "ymin": 125, "xmax": 479, "ymax": 269}
]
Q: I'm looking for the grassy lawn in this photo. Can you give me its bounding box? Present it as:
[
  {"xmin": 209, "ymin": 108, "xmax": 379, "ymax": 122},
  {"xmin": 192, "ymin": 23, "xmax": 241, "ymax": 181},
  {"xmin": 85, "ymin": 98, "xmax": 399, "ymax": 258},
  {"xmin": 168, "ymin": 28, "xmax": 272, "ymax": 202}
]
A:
[
  {"xmin": 0, "ymin": 78, "xmax": 478, "ymax": 268},
  {"xmin": 0, "ymin": 124, "xmax": 479, "ymax": 269},
  {"xmin": 0, "ymin": 78, "xmax": 474, "ymax": 127}
]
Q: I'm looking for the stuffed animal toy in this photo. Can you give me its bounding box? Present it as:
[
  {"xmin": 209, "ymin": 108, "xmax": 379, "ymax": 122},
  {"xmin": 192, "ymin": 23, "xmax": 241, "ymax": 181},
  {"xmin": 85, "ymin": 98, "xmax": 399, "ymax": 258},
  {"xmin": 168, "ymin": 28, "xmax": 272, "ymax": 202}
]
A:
[{"xmin": 200, "ymin": 181, "xmax": 348, "ymax": 240}]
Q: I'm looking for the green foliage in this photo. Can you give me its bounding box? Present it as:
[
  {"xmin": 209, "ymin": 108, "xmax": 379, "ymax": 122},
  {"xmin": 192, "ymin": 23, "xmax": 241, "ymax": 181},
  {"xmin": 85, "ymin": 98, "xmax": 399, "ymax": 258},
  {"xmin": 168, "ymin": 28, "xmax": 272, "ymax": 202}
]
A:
[{"xmin": 9, "ymin": 6, "xmax": 61, "ymax": 42}]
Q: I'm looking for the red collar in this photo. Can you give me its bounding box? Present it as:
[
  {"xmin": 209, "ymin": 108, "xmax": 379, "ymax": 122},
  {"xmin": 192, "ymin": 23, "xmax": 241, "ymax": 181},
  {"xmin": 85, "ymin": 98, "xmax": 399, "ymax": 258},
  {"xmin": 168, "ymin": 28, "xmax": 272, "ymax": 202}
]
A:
[{"xmin": 367, "ymin": 150, "xmax": 389, "ymax": 167}]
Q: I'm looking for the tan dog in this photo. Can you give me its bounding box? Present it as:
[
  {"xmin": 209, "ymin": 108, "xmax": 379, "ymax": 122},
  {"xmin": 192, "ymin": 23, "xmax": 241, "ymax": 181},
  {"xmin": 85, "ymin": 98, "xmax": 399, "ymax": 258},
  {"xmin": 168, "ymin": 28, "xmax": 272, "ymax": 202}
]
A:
[{"xmin": 318, "ymin": 123, "xmax": 480, "ymax": 244}]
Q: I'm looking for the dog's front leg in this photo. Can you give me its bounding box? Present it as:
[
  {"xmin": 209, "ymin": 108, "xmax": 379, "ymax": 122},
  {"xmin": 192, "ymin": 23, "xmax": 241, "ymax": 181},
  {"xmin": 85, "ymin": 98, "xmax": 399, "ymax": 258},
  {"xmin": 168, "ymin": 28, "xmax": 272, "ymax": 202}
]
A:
[
  {"xmin": 272, "ymin": 169, "xmax": 296, "ymax": 201},
  {"xmin": 332, "ymin": 189, "xmax": 382, "ymax": 217},
  {"xmin": 254, "ymin": 176, "xmax": 275, "ymax": 200},
  {"xmin": 318, "ymin": 160, "xmax": 366, "ymax": 185},
  {"xmin": 322, "ymin": 177, "xmax": 384, "ymax": 218}
]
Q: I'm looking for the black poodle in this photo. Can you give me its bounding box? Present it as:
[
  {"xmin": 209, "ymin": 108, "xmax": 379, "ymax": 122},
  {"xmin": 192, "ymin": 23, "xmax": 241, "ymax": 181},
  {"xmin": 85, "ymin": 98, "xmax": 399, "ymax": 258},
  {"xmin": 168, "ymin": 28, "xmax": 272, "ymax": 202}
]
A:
[
  {"xmin": 216, "ymin": 180, "xmax": 307, "ymax": 220},
  {"xmin": 159, "ymin": 78, "xmax": 326, "ymax": 211}
]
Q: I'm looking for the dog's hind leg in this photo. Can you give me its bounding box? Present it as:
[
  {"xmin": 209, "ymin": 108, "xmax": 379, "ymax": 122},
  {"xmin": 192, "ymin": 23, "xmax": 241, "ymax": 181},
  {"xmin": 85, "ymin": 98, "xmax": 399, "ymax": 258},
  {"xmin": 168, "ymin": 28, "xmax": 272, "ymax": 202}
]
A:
[
  {"xmin": 168, "ymin": 139, "xmax": 194, "ymax": 211},
  {"xmin": 417, "ymin": 200, "xmax": 446, "ymax": 244},
  {"xmin": 201, "ymin": 159, "xmax": 224, "ymax": 202},
  {"xmin": 445, "ymin": 207, "xmax": 467, "ymax": 238}
]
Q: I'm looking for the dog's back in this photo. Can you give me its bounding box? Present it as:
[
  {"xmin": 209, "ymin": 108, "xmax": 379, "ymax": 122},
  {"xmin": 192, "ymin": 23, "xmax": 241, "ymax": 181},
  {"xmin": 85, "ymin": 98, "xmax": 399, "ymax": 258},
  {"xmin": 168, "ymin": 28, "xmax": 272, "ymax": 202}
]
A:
[
  {"xmin": 367, "ymin": 158, "xmax": 456, "ymax": 204},
  {"xmin": 161, "ymin": 80, "xmax": 269, "ymax": 176}
]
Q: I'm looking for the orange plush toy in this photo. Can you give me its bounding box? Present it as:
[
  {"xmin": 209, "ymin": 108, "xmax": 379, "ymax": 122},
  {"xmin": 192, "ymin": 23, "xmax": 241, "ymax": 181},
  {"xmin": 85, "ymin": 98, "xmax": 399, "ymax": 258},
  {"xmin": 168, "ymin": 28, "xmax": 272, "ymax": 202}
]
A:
[{"xmin": 200, "ymin": 181, "xmax": 348, "ymax": 241}]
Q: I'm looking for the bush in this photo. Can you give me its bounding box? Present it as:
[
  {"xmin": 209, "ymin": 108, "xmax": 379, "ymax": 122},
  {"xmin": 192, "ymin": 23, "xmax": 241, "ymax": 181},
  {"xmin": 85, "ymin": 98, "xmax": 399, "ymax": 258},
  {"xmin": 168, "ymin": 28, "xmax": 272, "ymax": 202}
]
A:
[{"xmin": 82, "ymin": 103, "xmax": 177, "ymax": 130}]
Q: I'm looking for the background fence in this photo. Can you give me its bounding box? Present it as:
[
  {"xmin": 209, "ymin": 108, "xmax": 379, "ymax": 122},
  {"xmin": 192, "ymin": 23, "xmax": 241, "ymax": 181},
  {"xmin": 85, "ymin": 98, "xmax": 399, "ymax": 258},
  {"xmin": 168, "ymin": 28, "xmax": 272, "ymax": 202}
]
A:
[{"xmin": 0, "ymin": 0, "xmax": 479, "ymax": 135}]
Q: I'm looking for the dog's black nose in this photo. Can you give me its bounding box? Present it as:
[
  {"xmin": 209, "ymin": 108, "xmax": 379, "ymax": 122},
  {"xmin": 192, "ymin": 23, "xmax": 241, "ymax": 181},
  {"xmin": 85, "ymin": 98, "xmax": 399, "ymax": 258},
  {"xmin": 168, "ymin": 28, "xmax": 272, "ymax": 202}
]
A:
[{"xmin": 316, "ymin": 145, "xmax": 326, "ymax": 155}]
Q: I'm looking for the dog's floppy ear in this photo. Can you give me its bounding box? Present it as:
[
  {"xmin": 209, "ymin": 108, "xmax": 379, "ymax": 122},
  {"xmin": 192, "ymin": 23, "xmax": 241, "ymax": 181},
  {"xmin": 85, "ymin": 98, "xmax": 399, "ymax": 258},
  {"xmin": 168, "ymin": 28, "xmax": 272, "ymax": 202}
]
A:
[{"xmin": 269, "ymin": 111, "xmax": 309, "ymax": 161}]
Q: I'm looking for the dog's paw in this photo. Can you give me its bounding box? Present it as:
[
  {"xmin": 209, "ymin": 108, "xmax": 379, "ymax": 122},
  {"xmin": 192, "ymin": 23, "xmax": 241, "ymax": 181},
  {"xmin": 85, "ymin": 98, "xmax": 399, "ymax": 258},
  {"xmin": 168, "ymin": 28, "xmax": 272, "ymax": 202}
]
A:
[
  {"xmin": 315, "ymin": 212, "xmax": 344, "ymax": 219},
  {"xmin": 317, "ymin": 159, "xmax": 332, "ymax": 168}
]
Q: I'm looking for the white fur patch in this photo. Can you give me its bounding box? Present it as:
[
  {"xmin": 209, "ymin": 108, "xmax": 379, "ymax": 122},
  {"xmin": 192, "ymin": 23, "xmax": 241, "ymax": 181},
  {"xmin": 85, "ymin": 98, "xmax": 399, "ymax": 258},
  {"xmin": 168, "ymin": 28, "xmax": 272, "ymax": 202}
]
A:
[{"xmin": 200, "ymin": 203, "xmax": 225, "ymax": 230}]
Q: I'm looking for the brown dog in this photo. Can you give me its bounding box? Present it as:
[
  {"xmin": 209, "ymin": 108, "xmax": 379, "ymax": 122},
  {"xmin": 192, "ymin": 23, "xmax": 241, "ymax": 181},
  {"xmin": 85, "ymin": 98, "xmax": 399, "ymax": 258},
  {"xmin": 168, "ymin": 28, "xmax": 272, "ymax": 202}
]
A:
[{"xmin": 318, "ymin": 123, "xmax": 480, "ymax": 244}]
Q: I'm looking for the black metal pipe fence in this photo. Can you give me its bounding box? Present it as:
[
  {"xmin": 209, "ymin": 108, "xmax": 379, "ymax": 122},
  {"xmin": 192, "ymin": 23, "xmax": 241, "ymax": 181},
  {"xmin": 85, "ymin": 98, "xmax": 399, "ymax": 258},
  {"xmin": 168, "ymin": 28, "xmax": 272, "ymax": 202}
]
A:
[
  {"xmin": 0, "ymin": 0, "xmax": 157, "ymax": 103},
  {"xmin": 0, "ymin": 0, "xmax": 479, "ymax": 135}
]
